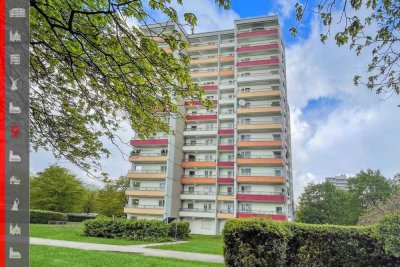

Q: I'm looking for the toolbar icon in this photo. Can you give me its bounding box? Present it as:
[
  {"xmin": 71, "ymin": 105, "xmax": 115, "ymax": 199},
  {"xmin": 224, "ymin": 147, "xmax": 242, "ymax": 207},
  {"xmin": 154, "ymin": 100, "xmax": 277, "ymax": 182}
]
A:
[
  {"xmin": 9, "ymin": 102, "xmax": 21, "ymax": 114},
  {"xmin": 11, "ymin": 198, "xmax": 19, "ymax": 211},
  {"xmin": 10, "ymin": 125, "xmax": 20, "ymax": 137},
  {"xmin": 10, "ymin": 30, "xmax": 21, "ymax": 42},
  {"xmin": 9, "ymin": 176, "xmax": 21, "ymax": 185},
  {"xmin": 9, "ymin": 247, "xmax": 21, "ymax": 259},
  {"xmin": 9, "ymin": 151, "xmax": 21, "ymax": 162},
  {"xmin": 10, "ymin": 8, "xmax": 26, "ymax": 18},
  {"xmin": 10, "ymin": 77, "xmax": 19, "ymax": 91},
  {"xmin": 10, "ymin": 224, "xmax": 21, "ymax": 236},
  {"xmin": 10, "ymin": 54, "xmax": 20, "ymax": 65}
]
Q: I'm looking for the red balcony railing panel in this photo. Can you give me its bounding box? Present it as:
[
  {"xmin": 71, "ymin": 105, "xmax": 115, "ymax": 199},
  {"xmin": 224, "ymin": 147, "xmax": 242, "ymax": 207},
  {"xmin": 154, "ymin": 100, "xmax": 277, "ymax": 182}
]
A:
[
  {"xmin": 218, "ymin": 145, "xmax": 235, "ymax": 151},
  {"xmin": 237, "ymin": 58, "xmax": 280, "ymax": 67},
  {"xmin": 236, "ymin": 194, "xmax": 285, "ymax": 202},
  {"xmin": 218, "ymin": 161, "xmax": 234, "ymax": 167},
  {"xmin": 237, "ymin": 43, "xmax": 279, "ymax": 53},
  {"xmin": 202, "ymin": 85, "xmax": 218, "ymax": 91},
  {"xmin": 217, "ymin": 178, "xmax": 234, "ymax": 184},
  {"xmin": 218, "ymin": 129, "xmax": 234, "ymax": 135},
  {"xmin": 237, "ymin": 29, "xmax": 279, "ymax": 38},
  {"xmin": 186, "ymin": 114, "xmax": 218, "ymax": 121},
  {"xmin": 130, "ymin": 139, "xmax": 168, "ymax": 146}
]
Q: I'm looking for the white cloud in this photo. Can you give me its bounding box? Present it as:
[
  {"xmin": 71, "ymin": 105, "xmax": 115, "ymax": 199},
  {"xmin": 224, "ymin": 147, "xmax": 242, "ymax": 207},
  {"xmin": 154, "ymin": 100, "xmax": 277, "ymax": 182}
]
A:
[
  {"xmin": 287, "ymin": 13, "xmax": 400, "ymax": 199},
  {"xmin": 274, "ymin": 0, "xmax": 297, "ymax": 18}
]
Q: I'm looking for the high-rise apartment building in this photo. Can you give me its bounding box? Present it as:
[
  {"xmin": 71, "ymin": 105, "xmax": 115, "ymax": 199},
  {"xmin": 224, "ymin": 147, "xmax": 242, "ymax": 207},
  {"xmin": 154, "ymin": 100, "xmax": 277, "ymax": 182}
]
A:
[
  {"xmin": 124, "ymin": 16, "xmax": 294, "ymax": 235},
  {"xmin": 325, "ymin": 175, "xmax": 348, "ymax": 190}
]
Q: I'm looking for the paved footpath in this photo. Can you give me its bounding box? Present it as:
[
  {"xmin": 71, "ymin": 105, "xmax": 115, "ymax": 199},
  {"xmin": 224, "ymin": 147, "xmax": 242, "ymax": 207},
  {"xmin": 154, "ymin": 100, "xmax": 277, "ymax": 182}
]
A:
[{"xmin": 30, "ymin": 238, "xmax": 224, "ymax": 264}]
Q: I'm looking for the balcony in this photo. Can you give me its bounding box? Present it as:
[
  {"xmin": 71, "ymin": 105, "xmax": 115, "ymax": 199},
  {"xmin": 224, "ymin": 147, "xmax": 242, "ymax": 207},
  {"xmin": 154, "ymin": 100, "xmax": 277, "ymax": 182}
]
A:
[
  {"xmin": 191, "ymin": 55, "xmax": 218, "ymax": 65},
  {"xmin": 200, "ymin": 85, "xmax": 218, "ymax": 91},
  {"xmin": 237, "ymin": 121, "xmax": 282, "ymax": 132},
  {"xmin": 219, "ymin": 96, "xmax": 235, "ymax": 105},
  {"xmin": 237, "ymin": 43, "xmax": 279, "ymax": 53},
  {"xmin": 236, "ymin": 210, "xmax": 286, "ymax": 220},
  {"xmin": 237, "ymin": 104, "xmax": 281, "ymax": 115},
  {"xmin": 127, "ymin": 170, "xmax": 167, "ymax": 180},
  {"xmin": 179, "ymin": 208, "xmax": 216, "ymax": 218},
  {"xmin": 181, "ymin": 160, "xmax": 217, "ymax": 168},
  {"xmin": 237, "ymin": 139, "xmax": 282, "ymax": 148},
  {"xmin": 217, "ymin": 177, "xmax": 234, "ymax": 184},
  {"xmin": 237, "ymin": 57, "xmax": 280, "ymax": 68},
  {"xmin": 180, "ymin": 191, "xmax": 216, "ymax": 200},
  {"xmin": 237, "ymin": 88, "xmax": 281, "ymax": 99},
  {"xmin": 185, "ymin": 100, "xmax": 218, "ymax": 107},
  {"xmin": 237, "ymin": 28, "xmax": 279, "ymax": 38},
  {"xmin": 237, "ymin": 191, "xmax": 285, "ymax": 202},
  {"xmin": 219, "ymin": 68, "xmax": 234, "ymax": 77},
  {"xmin": 186, "ymin": 114, "xmax": 218, "ymax": 121},
  {"xmin": 237, "ymin": 174, "xmax": 285, "ymax": 184},
  {"xmin": 218, "ymin": 128, "xmax": 235, "ymax": 135},
  {"xmin": 217, "ymin": 209, "xmax": 234, "ymax": 219},
  {"xmin": 217, "ymin": 192, "xmax": 234, "ymax": 201},
  {"xmin": 220, "ymin": 55, "xmax": 234, "ymax": 62},
  {"xmin": 181, "ymin": 175, "xmax": 217, "ymax": 184},
  {"xmin": 218, "ymin": 145, "xmax": 235, "ymax": 151},
  {"xmin": 130, "ymin": 138, "xmax": 168, "ymax": 147},
  {"xmin": 124, "ymin": 204, "xmax": 164, "ymax": 216},
  {"xmin": 125, "ymin": 187, "xmax": 165, "ymax": 197},
  {"xmin": 183, "ymin": 142, "xmax": 217, "ymax": 152},
  {"xmin": 219, "ymin": 112, "xmax": 235, "ymax": 120},
  {"xmin": 188, "ymin": 43, "xmax": 218, "ymax": 52},
  {"xmin": 237, "ymin": 156, "xmax": 284, "ymax": 166},
  {"xmin": 237, "ymin": 71, "xmax": 282, "ymax": 84},
  {"xmin": 218, "ymin": 161, "xmax": 234, "ymax": 167},
  {"xmin": 191, "ymin": 70, "xmax": 219, "ymax": 78},
  {"xmin": 129, "ymin": 153, "xmax": 168, "ymax": 163},
  {"xmin": 183, "ymin": 127, "xmax": 218, "ymax": 136},
  {"xmin": 219, "ymin": 81, "xmax": 235, "ymax": 90}
]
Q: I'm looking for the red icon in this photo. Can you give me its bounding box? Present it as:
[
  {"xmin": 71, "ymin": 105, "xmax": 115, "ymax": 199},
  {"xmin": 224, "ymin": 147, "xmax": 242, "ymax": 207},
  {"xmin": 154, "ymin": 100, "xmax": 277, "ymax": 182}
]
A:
[{"xmin": 10, "ymin": 125, "xmax": 20, "ymax": 137}]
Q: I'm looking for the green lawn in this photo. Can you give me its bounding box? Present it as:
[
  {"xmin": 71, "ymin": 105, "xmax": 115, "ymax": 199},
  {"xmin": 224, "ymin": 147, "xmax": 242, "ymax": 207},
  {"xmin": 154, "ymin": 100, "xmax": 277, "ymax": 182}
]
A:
[
  {"xmin": 153, "ymin": 234, "xmax": 224, "ymax": 255},
  {"xmin": 31, "ymin": 245, "xmax": 224, "ymax": 267},
  {"xmin": 30, "ymin": 223, "xmax": 152, "ymax": 246}
]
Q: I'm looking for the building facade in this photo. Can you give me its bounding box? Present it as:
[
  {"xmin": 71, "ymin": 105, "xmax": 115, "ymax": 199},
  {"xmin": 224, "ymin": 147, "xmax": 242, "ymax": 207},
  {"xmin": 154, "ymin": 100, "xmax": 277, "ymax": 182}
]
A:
[
  {"xmin": 124, "ymin": 16, "xmax": 294, "ymax": 235},
  {"xmin": 325, "ymin": 175, "xmax": 348, "ymax": 190}
]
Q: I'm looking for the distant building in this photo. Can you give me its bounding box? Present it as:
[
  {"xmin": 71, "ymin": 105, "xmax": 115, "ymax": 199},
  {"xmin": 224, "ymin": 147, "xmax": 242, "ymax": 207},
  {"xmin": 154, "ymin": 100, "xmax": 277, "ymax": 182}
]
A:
[{"xmin": 325, "ymin": 175, "xmax": 348, "ymax": 189}]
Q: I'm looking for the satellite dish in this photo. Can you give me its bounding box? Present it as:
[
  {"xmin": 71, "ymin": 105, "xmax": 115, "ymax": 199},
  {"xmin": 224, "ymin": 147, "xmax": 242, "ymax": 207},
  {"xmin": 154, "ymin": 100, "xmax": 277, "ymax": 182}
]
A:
[{"xmin": 238, "ymin": 99, "xmax": 246, "ymax": 106}]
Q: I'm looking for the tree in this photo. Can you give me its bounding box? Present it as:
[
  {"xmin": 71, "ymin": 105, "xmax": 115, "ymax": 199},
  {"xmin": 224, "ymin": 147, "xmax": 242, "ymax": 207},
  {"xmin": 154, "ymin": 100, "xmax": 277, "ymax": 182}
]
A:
[
  {"xmin": 296, "ymin": 182, "xmax": 350, "ymax": 225},
  {"xmin": 94, "ymin": 176, "xmax": 129, "ymax": 217},
  {"xmin": 30, "ymin": 0, "xmax": 230, "ymax": 176},
  {"xmin": 347, "ymin": 169, "xmax": 394, "ymax": 224},
  {"xmin": 358, "ymin": 192, "xmax": 400, "ymax": 225},
  {"xmin": 291, "ymin": 0, "xmax": 399, "ymax": 95},
  {"xmin": 30, "ymin": 165, "xmax": 85, "ymax": 212},
  {"xmin": 82, "ymin": 186, "xmax": 98, "ymax": 214}
]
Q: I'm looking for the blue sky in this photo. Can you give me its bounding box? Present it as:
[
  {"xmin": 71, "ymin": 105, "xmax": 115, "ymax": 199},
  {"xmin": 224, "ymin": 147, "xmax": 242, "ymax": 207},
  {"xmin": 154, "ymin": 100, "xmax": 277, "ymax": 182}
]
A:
[{"xmin": 31, "ymin": 0, "xmax": 400, "ymax": 198}]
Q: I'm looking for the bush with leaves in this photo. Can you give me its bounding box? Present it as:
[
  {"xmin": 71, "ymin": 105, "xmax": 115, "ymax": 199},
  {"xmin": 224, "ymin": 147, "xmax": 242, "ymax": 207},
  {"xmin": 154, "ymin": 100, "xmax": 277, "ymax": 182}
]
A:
[
  {"xmin": 377, "ymin": 213, "xmax": 400, "ymax": 258},
  {"xmin": 30, "ymin": 210, "xmax": 68, "ymax": 224}
]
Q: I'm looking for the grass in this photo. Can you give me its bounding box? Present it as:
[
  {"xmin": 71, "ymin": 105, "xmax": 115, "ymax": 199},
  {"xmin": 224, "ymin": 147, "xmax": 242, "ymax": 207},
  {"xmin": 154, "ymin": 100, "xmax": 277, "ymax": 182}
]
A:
[
  {"xmin": 30, "ymin": 245, "xmax": 224, "ymax": 267},
  {"xmin": 30, "ymin": 223, "xmax": 152, "ymax": 246},
  {"xmin": 153, "ymin": 234, "xmax": 224, "ymax": 255}
]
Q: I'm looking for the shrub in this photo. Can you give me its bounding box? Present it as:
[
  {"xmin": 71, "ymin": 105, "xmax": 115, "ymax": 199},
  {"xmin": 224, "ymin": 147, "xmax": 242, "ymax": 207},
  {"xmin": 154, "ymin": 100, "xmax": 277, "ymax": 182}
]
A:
[
  {"xmin": 66, "ymin": 213, "xmax": 97, "ymax": 222},
  {"xmin": 84, "ymin": 217, "xmax": 170, "ymax": 242},
  {"xmin": 377, "ymin": 213, "xmax": 400, "ymax": 257},
  {"xmin": 168, "ymin": 221, "xmax": 191, "ymax": 240},
  {"xmin": 223, "ymin": 218, "xmax": 400, "ymax": 267},
  {"xmin": 223, "ymin": 218, "xmax": 291, "ymax": 267},
  {"xmin": 30, "ymin": 210, "xmax": 68, "ymax": 224}
]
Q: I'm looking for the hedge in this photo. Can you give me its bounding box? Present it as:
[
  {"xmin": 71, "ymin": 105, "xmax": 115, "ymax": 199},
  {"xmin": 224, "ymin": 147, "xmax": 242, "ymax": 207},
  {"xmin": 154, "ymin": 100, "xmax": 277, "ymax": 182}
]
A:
[
  {"xmin": 66, "ymin": 213, "xmax": 97, "ymax": 222},
  {"xmin": 377, "ymin": 213, "xmax": 400, "ymax": 257},
  {"xmin": 223, "ymin": 218, "xmax": 400, "ymax": 267},
  {"xmin": 84, "ymin": 218, "xmax": 190, "ymax": 242},
  {"xmin": 168, "ymin": 221, "xmax": 191, "ymax": 240},
  {"xmin": 30, "ymin": 210, "xmax": 68, "ymax": 224}
]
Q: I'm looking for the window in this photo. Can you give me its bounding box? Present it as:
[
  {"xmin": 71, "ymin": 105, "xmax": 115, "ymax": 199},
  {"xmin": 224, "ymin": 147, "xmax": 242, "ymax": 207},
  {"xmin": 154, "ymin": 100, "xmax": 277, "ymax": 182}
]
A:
[
  {"xmin": 273, "ymin": 151, "xmax": 282, "ymax": 158},
  {"xmin": 276, "ymin": 207, "xmax": 283, "ymax": 214},
  {"xmin": 132, "ymin": 199, "xmax": 139, "ymax": 205},
  {"xmin": 159, "ymin": 182, "xmax": 165, "ymax": 189},
  {"xmin": 161, "ymin": 165, "xmax": 167, "ymax": 172},
  {"xmin": 203, "ymin": 186, "xmax": 212, "ymax": 194},
  {"xmin": 240, "ymin": 118, "xmax": 251, "ymax": 124},
  {"xmin": 227, "ymin": 170, "xmax": 233, "ymax": 177},
  {"xmin": 188, "ymin": 187, "xmax": 195, "ymax": 193},
  {"xmin": 205, "ymin": 155, "xmax": 213, "ymax": 161},
  {"xmin": 161, "ymin": 149, "xmax": 167, "ymax": 155},
  {"xmin": 133, "ymin": 182, "xmax": 140, "ymax": 188},
  {"xmin": 188, "ymin": 203, "xmax": 194, "ymax": 209},
  {"xmin": 205, "ymin": 170, "xmax": 213, "ymax": 177},
  {"xmin": 241, "ymin": 87, "xmax": 251, "ymax": 92},
  {"xmin": 158, "ymin": 200, "xmax": 165, "ymax": 207},
  {"xmin": 190, "ymin": 140, "xmax": 196, "ymax": 146},
  {"xmin": 188, "ymin": 155, "xmax": 196, "ymax": 161},
  {"xmin": 228, "ymin": 139, "xmax": 234, "ymax": 144},
  {"xmin": 204, "ymin": 204, "xmax": 212, "ymax": 210},
  {"xmin": 227, "ymin": 154, "xmax": 234, "ymax": 161},
  {"xmin": 135, "ymin": 165, "xmax": 142, "ymax": 171},
  {"xmin": 240, "ymin": 151, "xmax": 251, "ymax": 158},
  {"xmin": 191, "ymin": 125, "xmax": 197, "ymax": 130},
  {"xmin": 189, "ymin": 170, "xmax": 196, "ymax": 176},
  {"xmin": 205, "ymin": 139, "xmax": 214, "ymax": 145},
  {"xmin": 240, "ymin": 135, "xmax": 250, "ymax": 141},
  {"xmin": 240, "ymin": 72, "xmax": 250, "ymax": 77},
  {"xmin": 201, "ymin": 220, "xmax": 212, "ymax": 229},
  {"xmin": 227, "ymin": 204, "xmax": 233, "ymax": 212},
  {"xmin": 272, "ymin": 134, "xmax": 281, "ymax": 140},
  {"xmin": 205, "ymin": 124, "xmax": 214, "ymax": 130},
  {"xmin": 274, "ymin": 169, "xmax": 282, "ymax": 176},
  {"xmin": 241, "ymin": 169, "xmax": 251, "ymax": 175},
  {"xmin": 271, "ymin": 101, "xmax": 280, "ymax": 106},
  {"xmin": 227, "ymin": 187, "xmax": 233, "ymax": 195},
  {"xmin": 241, "ymin": 203, "xmax": 252, "ymax": 211},
  {"xmin": 241, "ymin": 186, "xmax": 251, "ymax": 192}
]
